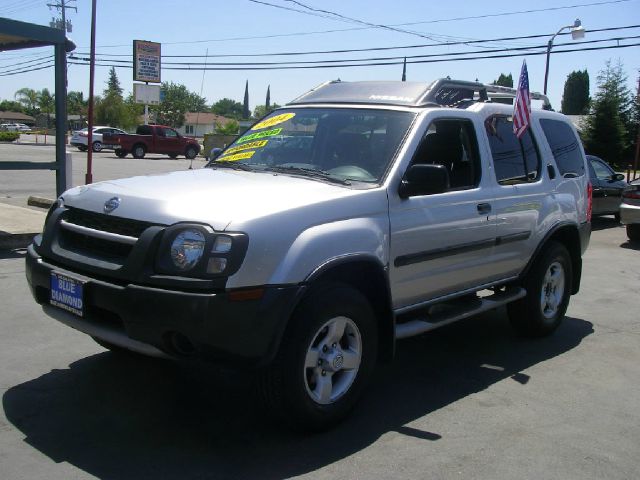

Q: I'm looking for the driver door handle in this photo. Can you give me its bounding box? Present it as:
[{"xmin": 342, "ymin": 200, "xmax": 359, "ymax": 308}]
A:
[{"xmin": 477, "ymin": 203, "xmax": 492, "ymax": 214}]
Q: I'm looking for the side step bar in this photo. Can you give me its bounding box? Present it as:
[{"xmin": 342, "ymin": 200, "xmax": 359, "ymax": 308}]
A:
[{"xmin": 395, "ymin": 287, "xmax": 526, "ymax": 340}]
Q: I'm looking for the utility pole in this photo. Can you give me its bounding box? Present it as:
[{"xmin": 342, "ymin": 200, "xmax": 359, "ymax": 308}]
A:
[{"xmin": 48, "ymin": 0, "xmax": 77, "ymax": 33}]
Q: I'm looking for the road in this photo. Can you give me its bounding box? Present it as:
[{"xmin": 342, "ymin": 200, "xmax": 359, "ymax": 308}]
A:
[
  {"xmin": 0, "ymin": 143, "xmax": 639, "ymax": 479},
  {"xmin": 0, "ymin": 143, "xmax": 206, "ymax": 208}
]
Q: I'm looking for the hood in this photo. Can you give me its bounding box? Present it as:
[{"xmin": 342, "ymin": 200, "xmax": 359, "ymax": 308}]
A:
[{"xmin": 61, "ymin": 168, "xmax": 370, "ymax": 231}]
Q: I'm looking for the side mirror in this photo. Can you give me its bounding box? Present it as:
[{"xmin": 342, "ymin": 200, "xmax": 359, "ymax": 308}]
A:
[
  {"xmin": 611, "ymin": 173, "xmax": 625, "ymax": 182},
  {"xmin": 399, "ymin": 164, "xmax": 450, "ymax": 198}
]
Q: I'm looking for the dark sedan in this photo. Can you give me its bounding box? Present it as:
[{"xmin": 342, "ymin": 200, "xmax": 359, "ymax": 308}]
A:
[{"xmin": 587, "ymin": 155, "xmax": 628, "ymax": 220}]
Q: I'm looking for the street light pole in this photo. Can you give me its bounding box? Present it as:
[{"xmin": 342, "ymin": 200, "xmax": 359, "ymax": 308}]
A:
[{"xmin": 543, "ymin": 19, "xmax": 585, "ymax": 95}]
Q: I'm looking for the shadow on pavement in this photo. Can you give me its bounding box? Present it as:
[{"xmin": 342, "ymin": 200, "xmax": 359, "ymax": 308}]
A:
[
  {"xmin": 591, "ymin": 216, "xmax": 623, "ymax": 231},
  {"xmin": 3, "ymin": 312, "xmax": 593, "ymax": 480},
  {"xmin": 0, "ymin": 248, "xmax": 27, "ymax": 260}
]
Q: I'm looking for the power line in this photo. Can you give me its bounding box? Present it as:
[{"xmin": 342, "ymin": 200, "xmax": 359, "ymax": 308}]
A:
[
  {"xmin": 65, "ymin": 41, "xmax": 640, "ymax": 72},
  {"xmin": 74, "ymin": 0, "xmax": 635, "ymax": 48},
  {"xmin": 73, "ymin": 24, "xmax": 640, "ymax": 59},
  {"xmin": 69, "ymin": 35, "xmax": 640, "ymax": 68}
]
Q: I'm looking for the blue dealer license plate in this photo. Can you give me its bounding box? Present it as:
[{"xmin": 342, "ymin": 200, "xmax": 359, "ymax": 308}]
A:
[{"xmin": 50, "ymin": 272, "xmax": 85, "ymax": 317}]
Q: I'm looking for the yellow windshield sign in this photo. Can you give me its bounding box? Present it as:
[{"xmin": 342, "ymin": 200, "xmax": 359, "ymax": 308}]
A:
[
  {"xmin": 251, "ymin": 113, "xmax": 295, "ymax": 131},
  {"xmin": 218, "ymin": 151, "xmax": 256, "ymax": 162},
  {"xmin": 224, "ymin": 140, "xmax": 268, "ymax": 155}
]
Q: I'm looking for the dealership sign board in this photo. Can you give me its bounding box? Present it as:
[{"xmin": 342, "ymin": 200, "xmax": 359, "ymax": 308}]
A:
[{"xmin": 133, "ymin": 40, "xmax": 161, "ymax": 83}]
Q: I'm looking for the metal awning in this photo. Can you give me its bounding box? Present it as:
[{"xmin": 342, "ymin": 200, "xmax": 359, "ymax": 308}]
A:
[{"xmin": 0, "ymin": 17, "xmax": 75, "ymax": 196}]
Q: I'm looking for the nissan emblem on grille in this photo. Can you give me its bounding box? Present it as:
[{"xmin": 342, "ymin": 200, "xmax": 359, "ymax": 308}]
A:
[{"xmin": 103, "ymin": 197, "xmax": 121, "ymax": 214}]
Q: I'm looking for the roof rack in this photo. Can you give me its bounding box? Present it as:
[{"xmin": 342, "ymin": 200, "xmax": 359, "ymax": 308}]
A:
[
  {"xmin": 287, "ymin": 79, "xmax": 552, "ymax": 110},
  {"xmin": 420, "ymin": 79, "xmax": 552, "ymax": 110}
]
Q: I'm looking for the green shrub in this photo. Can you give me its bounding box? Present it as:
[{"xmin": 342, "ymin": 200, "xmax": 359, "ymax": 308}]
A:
[{"xmin": 0, "ymin": 132, "xmax": 20, "ymax": 142}]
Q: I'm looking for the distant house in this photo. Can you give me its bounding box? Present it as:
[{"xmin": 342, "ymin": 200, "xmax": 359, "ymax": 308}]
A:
[
  {"xmin": 0, "ymin": 111, "xmax": 35, "ymax": 126},
  {"xmin": 36, "ymin": 113, "xmax": 85, "ymax": 131},
  {"xmin": 178, "ymin": 112, "xmax": 234, "ymax": 137}
]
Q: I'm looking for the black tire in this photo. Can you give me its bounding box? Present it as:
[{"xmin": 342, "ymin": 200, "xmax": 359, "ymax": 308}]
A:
[
  {"xmin": 185, "ymin": 146, "xmax": 198, "ymax": 159},
  {"xmin": 132, "ymin": 144, "xmax": 146, "ymax": 159},
  {"xmin": 508, "ymin": 242, "xmax": 572, "ymax": 337},
  {"xmin": 614, "ymin": 212, "xmax": 621, "ymax": 223},
  {"xmin": 168, "ymin": 153, "xmax": 178, "ymax": 159},
  {"xmin": 627, "ymin": 224, "xmax": 640, "ymax": 242},
  {"xmin": 77, "ymin": 145, "xmax": 88, "ymax": 152},
  {"xmin": 259, "ymin": 283, "xmax": 378, "ymax": 431},
  {"xmin": 115, "ymin": 149, "xmax": 127, "ymax": 158},
  {"xmin": 92, "ymin": 141, "xmax": 103, "ymax": 152}
]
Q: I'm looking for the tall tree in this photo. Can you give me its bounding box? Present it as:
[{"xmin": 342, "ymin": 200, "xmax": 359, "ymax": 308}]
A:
[
  {"xmin": 106, "ymin": 66, "xmax": 123, "ymax": 97},
  {"xmin": 211, "ymin": 98, "xmax": 243, "ymax": 119},
  {"xmin": 265, "ymin": 85, "xmax": 271, "ymax": 110},
  {"xmin": 95, "ymin": 68, "xmax": 129, "ymax": 128},
  {"xmin": 561, "ymin": 70, "xmax": 590, "ymax": 114},
  {"xmin": 14, "ymin": 87, "xmax": 39, "ymax": 116},
  {"xmin": 38, "ymin": 88, "xmax": 55, "ymax": 128},
  {"xmin": 153, "ymin": 81, "xmax": 207, "ymax": 128},
  {"xmin": 492, "ymin": 73, "xmax": 513, "ymax": 87},
  {"xmin": 242, "ymin": 80, "xmax": 250, "ymax": 119},
  {"xmin": 583, "ymin": 60, "xmax": 633, "ymax": 168},
  {"xmin": 67, "ymin": 90, "xmax": 88, "ymax": 126}
]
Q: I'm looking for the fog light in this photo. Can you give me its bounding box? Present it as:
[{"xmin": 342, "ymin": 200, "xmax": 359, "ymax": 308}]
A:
[
  {"xmin": 212, "ymin": 236, "xmax": 232, "ymax": 253},
  {"xmin": 207, "ymin": 257, "xmax": 227, "ymax": 274}
]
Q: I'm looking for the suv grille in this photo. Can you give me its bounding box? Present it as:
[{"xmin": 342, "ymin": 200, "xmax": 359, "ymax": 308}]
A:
[{"xmin": 58, "ymin": 207, "xmax": 161, "ymax": 264}]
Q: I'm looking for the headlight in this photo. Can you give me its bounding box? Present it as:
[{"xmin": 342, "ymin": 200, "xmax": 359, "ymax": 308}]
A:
[
  {"xmin": 156, "ymin": 224, "xmax": 249, "ymax": 278},
  {"xmin": 170, "ymin": 229, "xmax": 206, "ymax": 271}
]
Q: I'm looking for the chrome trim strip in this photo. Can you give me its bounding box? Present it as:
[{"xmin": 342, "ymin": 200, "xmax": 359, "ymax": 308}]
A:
[{"xmin": 60, "ymin": 219, "xmax": 138, "ymax": 245}]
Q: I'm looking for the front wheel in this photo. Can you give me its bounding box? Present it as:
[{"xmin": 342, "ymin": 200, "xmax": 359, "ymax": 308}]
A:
[
  {"xmin": 508, "ymin": 242, "xmax": 572, "ymax": 337},
  {"xmin": 92, "ymin": 141, "xmax": 103, "ymax": 152},
  {"xmin": 260, "ymin": 283, "xmax": 378, "ymax": 431},
  {"xmin": 185, "ymin": 146, "xmax": 198, "ymax": 159},
  {"xmin": 627, "ymin": 224, "xmax": 640, "ymax": 242}
]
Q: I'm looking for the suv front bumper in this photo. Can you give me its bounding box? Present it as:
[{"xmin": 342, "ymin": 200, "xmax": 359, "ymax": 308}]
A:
[{"xmin": 25, "ymin": 244, "xmax": 303, "ymax": 367}]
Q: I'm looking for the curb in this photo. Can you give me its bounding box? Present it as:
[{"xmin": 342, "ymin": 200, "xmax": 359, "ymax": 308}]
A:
[
  {"xmin": 28, "ymin": 196, "xmax": 54, "ymax": 209},
  {"xmin": 0, "ymin": 232, "xmax": 37, "ymax": 250}
]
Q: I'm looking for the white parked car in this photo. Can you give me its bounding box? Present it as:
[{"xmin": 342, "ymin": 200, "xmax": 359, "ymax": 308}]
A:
[
  {"xmin": 1, "ymin": 123, "xmax": 31, "ymax": 132},
  {"xmin": 70, "ymin": 126, "xmax": 127, "ymax": 152}
]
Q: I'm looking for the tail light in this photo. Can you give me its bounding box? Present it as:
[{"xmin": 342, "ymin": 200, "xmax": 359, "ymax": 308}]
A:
[
  {"xmin": 623, "ymin": 187, "xmax": 640, "ymax": 200},
  {"xmin": 79, "ymin": 131, "xmax": 88, "ymax": 137},
  {"xmin": 586, "ymin": 182, "xmax": 593, "ymax": 222}
]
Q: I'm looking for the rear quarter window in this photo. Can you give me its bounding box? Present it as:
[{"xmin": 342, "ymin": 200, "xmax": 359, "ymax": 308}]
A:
[{"xmin": 539, "ymin": 119, "xmax": 585, "ymax": 177}]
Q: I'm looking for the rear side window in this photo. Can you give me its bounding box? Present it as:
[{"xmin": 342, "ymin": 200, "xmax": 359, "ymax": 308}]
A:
[
  {"xmin": 485, "ymin": 115, "xmax": 540, "ymax": 185},
  {"xmin": 136, "ymin": 125, "xmax": 153, "ymax": 135},
  {"xmin": 540, "ymin": 119, "xmax": 585, "ymax": 177}
]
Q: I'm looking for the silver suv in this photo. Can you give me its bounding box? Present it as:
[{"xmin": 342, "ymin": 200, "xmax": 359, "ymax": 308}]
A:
[{"xmin": 26, "ymin": 79, "xmax": 591, "ymax": 430}]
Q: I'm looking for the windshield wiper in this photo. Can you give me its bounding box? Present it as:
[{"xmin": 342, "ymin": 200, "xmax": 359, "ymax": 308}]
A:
[
  {"xmin": 207, "ymin": 161, "xmax": 254, "ymax": 171},
  {"xmin": 264, "ymin": 165, "xmax": 351, "ymax": 185}
]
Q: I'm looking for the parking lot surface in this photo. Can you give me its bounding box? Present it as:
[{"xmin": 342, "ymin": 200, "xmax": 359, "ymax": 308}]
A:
[{"xmin": 0, "ymin": 143, "xmax": 639, "ymax": 479}]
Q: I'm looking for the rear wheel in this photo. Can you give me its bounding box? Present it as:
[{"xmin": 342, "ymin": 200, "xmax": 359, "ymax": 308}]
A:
[
  {"xmin": 627, "ymin": 224, "xmax": 640, "ymax": 242},
  {"xmin": 115, "ymin": 149, "xmax": 127, "ymax": 158},
  {"xmin": 132, "ymin": 144, "xmax": 146, "ymax": 159},
  {"xmin": 185, "ymin": 146, "xmax": 198, "ymax": 159},
  {"xmin": 259, "ymin": 283, "xmax": 378, "ymax": 431},
  {"xmin": 92, "ymin": 141, "xmax": 103, "ymax": 152},
  {"xmin": 508, "ymin": 242, "xmax": 572, "ymax": 337},
  {"xmin": 168, "ymin": 153, "xmax": 178, "ymax": 159},
  {"xmin": 77, "ymin": 145, "xmax": 88, "ymax": 152}
]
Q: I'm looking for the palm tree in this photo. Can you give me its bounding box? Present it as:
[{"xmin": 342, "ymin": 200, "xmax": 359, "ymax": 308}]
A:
[
  {"xmin": 14, "ymin": 87, "xmax": 39, "ymax": 116},
  {"xmin": 38, "ymin": 88, "xmax": 55, "ymax": 128}
]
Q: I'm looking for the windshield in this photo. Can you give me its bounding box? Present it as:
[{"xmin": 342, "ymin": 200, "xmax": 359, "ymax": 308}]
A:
[{"xmin": 209, "ymin": 108, "xmax": 415, "ymax": 184}]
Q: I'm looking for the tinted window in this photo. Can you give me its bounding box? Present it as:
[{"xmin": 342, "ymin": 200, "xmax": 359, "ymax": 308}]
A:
[
  {"xmin": 485, "ymin": 115, "xmax": 540, "ymax": 185},
  {"xmin": 589, "ymin": 157, "xmax": 613, "ymax": 180},
  {"xmin": 136, "ymin": 125, "xmax": 153, "ymax": 135},
  {"xmin": 412, "ymin": 118, "xmax": 481, "ymax": 190},
  {"xmin": 540, "ymin": 119, "xmax": 585, "ymax": 177}
]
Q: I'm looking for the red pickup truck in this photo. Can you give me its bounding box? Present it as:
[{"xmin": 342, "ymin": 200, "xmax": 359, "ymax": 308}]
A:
[{"xmin": 106, "ymin": 124, "xmax": 201, "ymax": 159}]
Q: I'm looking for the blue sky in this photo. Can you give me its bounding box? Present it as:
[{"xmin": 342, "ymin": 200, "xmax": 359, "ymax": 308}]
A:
[{"xmin": 1, "ymin": 0, "xmax": 639, "ymax": 111}]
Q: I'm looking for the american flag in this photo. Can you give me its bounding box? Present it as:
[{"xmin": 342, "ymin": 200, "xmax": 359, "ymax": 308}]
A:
[{"xmin": 513, "ymin": 60, "xmax": 531, "ymax": 138}]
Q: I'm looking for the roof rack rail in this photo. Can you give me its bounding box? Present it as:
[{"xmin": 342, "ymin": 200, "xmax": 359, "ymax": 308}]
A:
[{"xmin": 420, "ymin": 79, "xmax": 551, "ymax": 109}]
